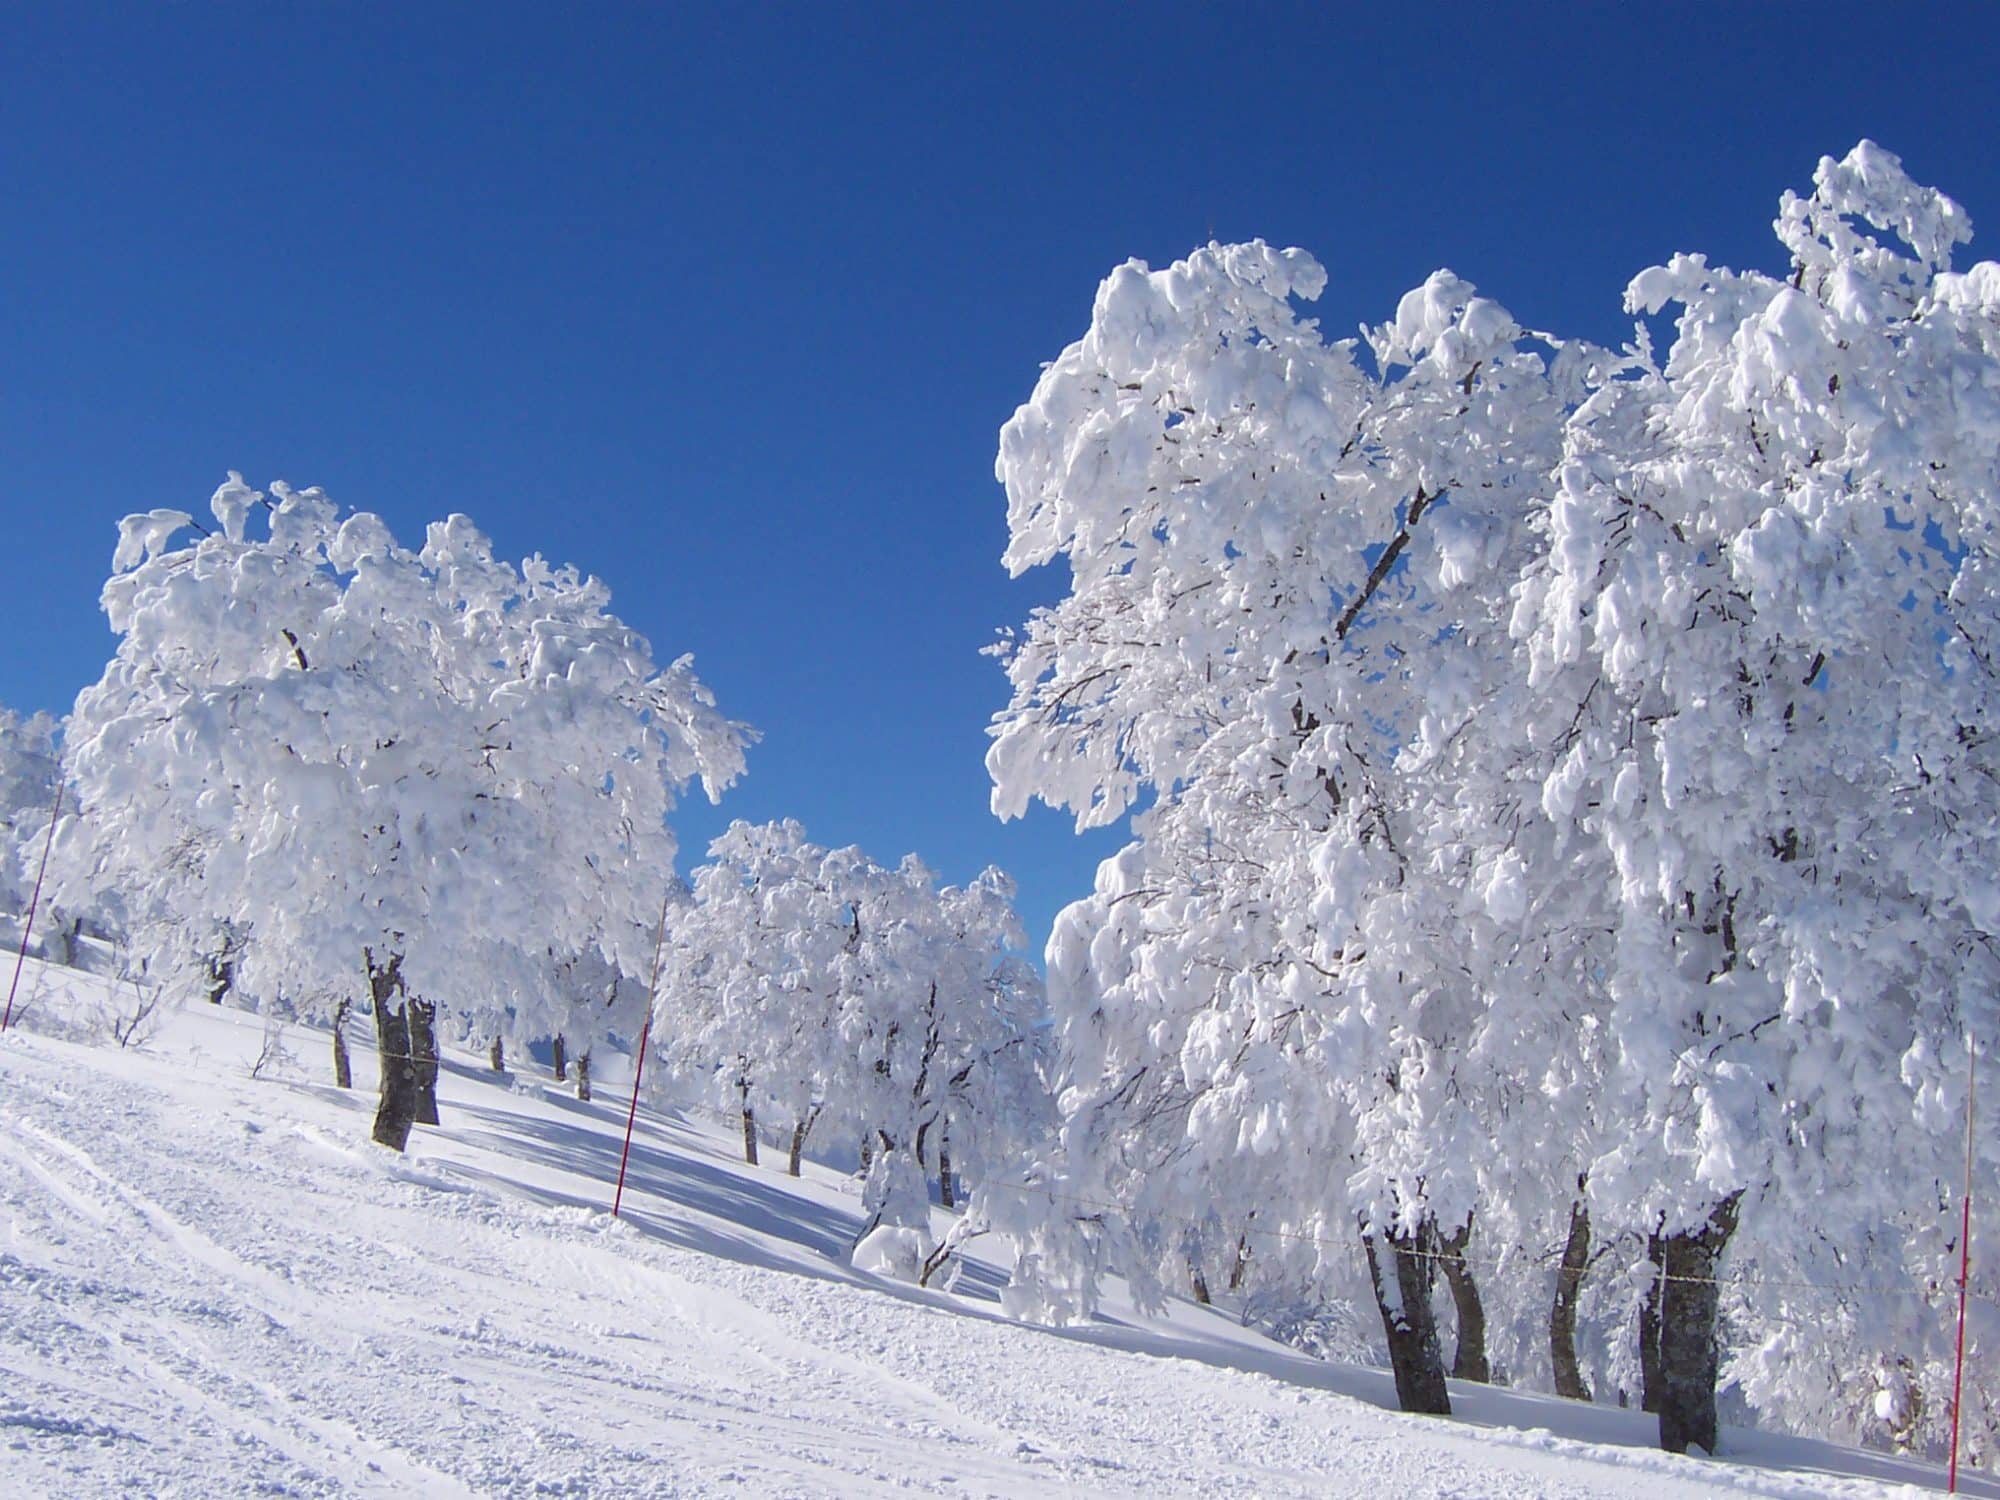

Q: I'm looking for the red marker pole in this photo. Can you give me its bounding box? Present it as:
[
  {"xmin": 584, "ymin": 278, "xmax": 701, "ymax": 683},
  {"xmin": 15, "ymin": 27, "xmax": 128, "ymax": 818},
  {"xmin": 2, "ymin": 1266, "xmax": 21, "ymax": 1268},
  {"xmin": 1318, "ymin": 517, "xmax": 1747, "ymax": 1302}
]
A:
[
  {"xmin": 1948, "ymin": 1036, "xmax": 1976, "ymax": 1494},
  {"xmin": 613, "ymin": 888, "xmax": 674, "ymax": 1218},
  {"xmin": 613, "ymin": 1017, "xmax": 651, "ymax": 1218},
  {"xmin": 3, "ymin": 775, "xmax": 63, "ymax": 1034}
]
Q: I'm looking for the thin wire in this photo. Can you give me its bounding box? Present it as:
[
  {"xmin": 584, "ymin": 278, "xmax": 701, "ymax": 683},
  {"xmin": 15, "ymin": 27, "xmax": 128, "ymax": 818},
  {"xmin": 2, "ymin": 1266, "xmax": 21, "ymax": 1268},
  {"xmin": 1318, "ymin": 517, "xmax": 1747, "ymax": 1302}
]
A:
[
  {"xmin": 956, "ymin": 1171, "xmax": 2000, "ymax": 1307},
  {"xmin": 1949, "ymin": 1037, "xmax": 1976, "ymax": 1493}
]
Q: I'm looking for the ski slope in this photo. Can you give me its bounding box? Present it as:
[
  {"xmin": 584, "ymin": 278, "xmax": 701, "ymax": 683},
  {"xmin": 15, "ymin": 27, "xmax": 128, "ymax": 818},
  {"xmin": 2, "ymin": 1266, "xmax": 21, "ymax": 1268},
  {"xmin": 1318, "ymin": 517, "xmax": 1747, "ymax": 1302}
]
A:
[{"xmin": 0, "ymin": 955, "xmax": 1982, "ymax": 1498}]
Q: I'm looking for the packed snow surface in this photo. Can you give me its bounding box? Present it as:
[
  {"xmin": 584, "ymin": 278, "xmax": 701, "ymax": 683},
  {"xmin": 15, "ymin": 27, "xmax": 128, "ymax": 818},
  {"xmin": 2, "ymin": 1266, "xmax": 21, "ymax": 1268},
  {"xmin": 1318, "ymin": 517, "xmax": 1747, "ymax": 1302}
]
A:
[{"xmin": 0, "ymin": 957, "xmax": 1983, "ymax": 1498}]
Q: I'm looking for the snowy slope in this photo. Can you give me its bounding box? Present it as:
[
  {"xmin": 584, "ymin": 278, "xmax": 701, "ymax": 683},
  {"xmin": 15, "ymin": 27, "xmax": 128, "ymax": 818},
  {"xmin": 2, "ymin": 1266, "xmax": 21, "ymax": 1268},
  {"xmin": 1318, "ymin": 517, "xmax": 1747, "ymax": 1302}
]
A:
[{"xmin": 0, "ymin": 955, "xmax": 1983, "ymax": 1499}]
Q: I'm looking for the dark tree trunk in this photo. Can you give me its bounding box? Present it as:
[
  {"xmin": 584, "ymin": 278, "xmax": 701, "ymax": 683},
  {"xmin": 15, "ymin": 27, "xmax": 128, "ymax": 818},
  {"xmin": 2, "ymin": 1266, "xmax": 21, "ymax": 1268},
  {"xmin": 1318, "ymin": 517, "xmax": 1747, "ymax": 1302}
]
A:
[
  {"xmin": 551, "ymin": 1034, "xmax": 567, "ymax": 1082},
  {"xmin": 1362, "ymin": 1219, "xmax": 1452, "ymax": 1416},
  {"xmin": 206, "ymin": 954, "xmax": 233, "ymax": 1005},
  {"xmin": 1189, "ymin": 1261, "xmax": 1212, "ymax": 1305},
  {"xmin": 1229, "ymin": 1233, "xmax": 1251, "ymax": 1293},
  {"xmin": 575, "ymin": 1051, "xmax": 591, "ymax": 1102},
  {"xmin": 1551, "ymin": 1195, "xmax": 1592, "ymax": 1401},
  {"xmin": 409, "ymin": 996, "xmax": 440, "ymax": 1126},
  {"xmin": 42, "ymin": 911, "xmax": 80, "ymax": 968},
  {"xmin": 738, "ymin": 1077, "xmax": 758, "ymax": 1166},
  {"xmin": 489, "ymin": 1037, "xmax": 505, "ymax": 1074},
  {"xmin": 788, "ymin": 1105, "xmax": 820, "ymax": 1177},
  {"xmin": 1439, "ymin": 1218, "xmax": 1490, "ymax": 1384},
  {"xmin": 332, "ymin": 996, "xmax": 353, "ymax": 1090},
  {"xmin": 938, "ymin": 1129, "xmax": 954, "ymax": 1210},
  {"xmin": 1639, "ymin": 1229, "xmax": 1666, "ymax": 1415},
  {"xmin": 1648, "ymin": 1194, "xmax": 1742, "ymax": 1456},
  {"xmin": 368, "ymin": 953, "xmax": 418, "ymax": 1151},
  {"xmin": 859, "ymin": 1134, "xmax": 873, "ymax": 1175}
]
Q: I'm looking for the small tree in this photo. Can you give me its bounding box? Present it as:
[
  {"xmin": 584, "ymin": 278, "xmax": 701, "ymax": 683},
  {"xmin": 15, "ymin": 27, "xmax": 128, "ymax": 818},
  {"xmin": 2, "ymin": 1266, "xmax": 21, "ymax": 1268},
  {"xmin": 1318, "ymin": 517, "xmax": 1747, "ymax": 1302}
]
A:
[
  {"xmin": 653, "ymin": 820, "xmax": 1048, "ymax": 1274},
  {"xmin": 0, "ymin": 706, "xmax": 62, "ymax": 922},
  {"xmin": 654, "ymin": 821, "xmax": 861, "ymax": 1166}
]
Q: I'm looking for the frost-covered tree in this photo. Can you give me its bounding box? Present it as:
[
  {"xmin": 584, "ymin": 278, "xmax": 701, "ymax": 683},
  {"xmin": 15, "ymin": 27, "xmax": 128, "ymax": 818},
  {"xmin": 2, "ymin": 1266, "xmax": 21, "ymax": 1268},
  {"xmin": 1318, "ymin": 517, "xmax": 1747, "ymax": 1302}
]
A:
[
  {"xmin": 57, "ymin": 476, "xmax": 749, "ymax": 1149},
  {"xmin": 844, "ymin": 856, "xmax": 1049, "ymax": 1271},
  {"xmin": 0, "ymin": 706, "xmax": 62, "ymax": 919},
  {"xmin": 982, "ymin": 146, "xmax": 1998, "ymax": 1456},
  {"xmin": 981, "ymin": 240, "xmax": 1610, "ymax": 1414},
  {"xmin": 652, "ymin": 819, "xmax": 1048, "ymax": 1278},
  {"xmin": 654, "ymin": 820, "xmax": 862, "ymax": 1166},
  {"xmin": 910, "ymin": 866, "xmax": 1049, "ymax": 1211},
  {"xmin": 0, "ymin": 704, "xmax": 98, "ymax": 991},
  {"xmin": 1511, "ymin": 141, "xmax": 2000, "ymax": 1457}
]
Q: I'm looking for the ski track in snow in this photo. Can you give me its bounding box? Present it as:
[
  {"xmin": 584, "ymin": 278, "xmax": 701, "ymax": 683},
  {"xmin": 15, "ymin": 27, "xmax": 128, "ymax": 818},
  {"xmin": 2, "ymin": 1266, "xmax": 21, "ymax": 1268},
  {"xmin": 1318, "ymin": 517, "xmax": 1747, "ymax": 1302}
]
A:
[{"xmin": 0, "ymin": 959, "xmax": 1982, "ymax": 1498}]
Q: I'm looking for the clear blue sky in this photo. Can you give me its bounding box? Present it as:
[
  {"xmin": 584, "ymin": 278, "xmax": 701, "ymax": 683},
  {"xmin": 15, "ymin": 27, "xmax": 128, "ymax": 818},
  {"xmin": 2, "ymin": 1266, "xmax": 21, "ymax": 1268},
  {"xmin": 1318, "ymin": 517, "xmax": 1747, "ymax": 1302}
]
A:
[{"xmin": 4, "ymin": 3, "xmax": 1997, "ymax": 953}]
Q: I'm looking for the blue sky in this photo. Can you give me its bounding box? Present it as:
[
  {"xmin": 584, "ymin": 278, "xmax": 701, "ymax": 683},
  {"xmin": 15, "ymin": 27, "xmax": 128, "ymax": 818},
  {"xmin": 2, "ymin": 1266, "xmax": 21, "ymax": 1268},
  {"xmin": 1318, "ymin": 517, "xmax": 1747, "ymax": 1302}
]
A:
[{"xmin": 4, "ymin": 3, "xmax": 1997, "ymax": 953}]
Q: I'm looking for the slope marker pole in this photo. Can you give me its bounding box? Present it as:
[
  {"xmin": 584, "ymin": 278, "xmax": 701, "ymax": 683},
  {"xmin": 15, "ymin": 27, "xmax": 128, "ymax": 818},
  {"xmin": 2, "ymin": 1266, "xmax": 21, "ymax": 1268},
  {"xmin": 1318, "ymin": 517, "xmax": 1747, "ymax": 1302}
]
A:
[
  {"xmin": 1948, "ymin": 1034, "xmax": 1976, "ymax": 1494},
  {"xmin": 613, "ymin": 887, "xmax": 673, "ymax": 1218},
  {"xmin": 3, "ymin": 774, "xmax": 63, "ymax": 1033}
]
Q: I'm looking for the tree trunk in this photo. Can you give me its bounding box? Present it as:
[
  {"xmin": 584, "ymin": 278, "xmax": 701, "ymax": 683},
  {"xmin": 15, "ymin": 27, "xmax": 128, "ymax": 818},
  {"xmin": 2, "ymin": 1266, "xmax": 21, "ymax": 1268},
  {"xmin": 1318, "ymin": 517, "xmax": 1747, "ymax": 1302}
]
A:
[
  {"xmin": 1639, "ymin": 1229, "xmax": 1666, "ymax": 1414},
  {"xmin": 1551, "ymin": 1195, "xmax": 1592, "ymax": 1401},
  {"xmin": 859, "ymin": 1134, "xmax": 873, "ymax": 1175},
  {"xmin": 1648, "ymin": 1194, "xmax": 1742, "ymax": 1456},
  {"xmin": 1362, "ymin": 1219, "xmax": 1452, "ymax": 1416},
  {"xmin": 42, "ymin": 910, "xmax": 80, "ymax": 968},
  {"xmin": 489, "ymin": 1037, "xmax": 505, "ymax": 1073},
  {"xmin": 551, "ymin": 1033, "xmax": 567, "ymax": 1082},
  {"xmin": 788, "ymin": 1105, "xmax": 820, "ymax": 1177},
  {"xmin": 938, "ymin": 1130, "xmax": 954, "ymax": 1210},
  {"xmin": 409, "ymin": 995, "xmax": 440, "ymax": 1127},
  {"xmin": 1189, "ymin": 1261, "xmax": 1212, "ymax": 1305},
  {"xmin": 1229, "ymin": 1233, "xmax": 1252, "ymax": 1293},
  {"xmin": 1439, "ymin": 1217, "xmax": 1491, "ymax": 1383},
  {"xmin": 575, "ymin": 1051, "xmax": 591, "ymax": 1102},
  {"xmin": 738, "ymin": 1077, "xmax": 758, "ymax": 1166},
  {"xmin": 368, "ymin": 952, "xmax": 418, "ymax": 1152},
  {"xmin": 332, "ymin": 995, "xmax": 353, "ymax": 1090}
]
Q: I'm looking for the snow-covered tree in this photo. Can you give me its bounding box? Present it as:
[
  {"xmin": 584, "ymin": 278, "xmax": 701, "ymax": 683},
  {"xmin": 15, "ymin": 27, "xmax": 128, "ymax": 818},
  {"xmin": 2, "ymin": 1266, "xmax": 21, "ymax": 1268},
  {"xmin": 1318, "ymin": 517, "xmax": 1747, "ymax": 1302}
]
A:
[
  {"xmin": 56, "ymin": 476, "xmax": 749, "ymax": 1149},
  {"xmin": 653, "ymin": 820, "xmax": 862, "ymax": 1167},
  {"xmin": 843, "ymin": 856, "xmax": 1049, "ymax": 1272},
  {"xmin": 981, "ymin": 239, "xmax": 1610, "ymax": 1414},
  {"xmin": 982, "ymin": 145, "xmax": 1999, "ymax": 1456},
  {"xmin": 1511, "ymin": 141, "xmax": 2000, "ymax": 1457},
  {"xmin": 0, "ymin": 705, "xmax": 62, "ymax": 918},
  {"xmin": 911, "ymin": 865, "xmax": 1049, "ymax": 1210},
  {"xmin": 652, "ymin": 819, "xmax": 1048, "ymax": 1277}
]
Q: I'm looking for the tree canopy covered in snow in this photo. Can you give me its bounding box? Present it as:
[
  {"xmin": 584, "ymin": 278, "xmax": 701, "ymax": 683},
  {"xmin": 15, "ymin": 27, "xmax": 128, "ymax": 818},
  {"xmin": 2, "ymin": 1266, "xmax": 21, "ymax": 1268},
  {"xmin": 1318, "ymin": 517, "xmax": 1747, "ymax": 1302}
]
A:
[
  {"xmin": 653, "ymin": 818, "xmax": 1048, "ymax": 1270},
  {"xmin": 9, "ymin": 139, "xmax": 1995, "ymax": 1470},
  {"xmin": 0, "ymin": 705, "xmax": 61, "ymax": 915},
  {"xmin": 978, "ymin": 142, "xmax": 1999, "ymax": 1458},
  {"xmin": 54, "ymin": 476, "xmax": 750, "ymax": 1144}
]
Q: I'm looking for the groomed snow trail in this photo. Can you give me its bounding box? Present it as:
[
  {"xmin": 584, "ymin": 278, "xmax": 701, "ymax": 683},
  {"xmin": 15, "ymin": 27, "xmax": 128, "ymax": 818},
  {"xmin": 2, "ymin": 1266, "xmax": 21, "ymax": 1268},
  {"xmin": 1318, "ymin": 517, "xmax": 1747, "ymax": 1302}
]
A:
[{"xmin": 0, "ymin": 964, "xmax": 1976, "ymax": 1497}]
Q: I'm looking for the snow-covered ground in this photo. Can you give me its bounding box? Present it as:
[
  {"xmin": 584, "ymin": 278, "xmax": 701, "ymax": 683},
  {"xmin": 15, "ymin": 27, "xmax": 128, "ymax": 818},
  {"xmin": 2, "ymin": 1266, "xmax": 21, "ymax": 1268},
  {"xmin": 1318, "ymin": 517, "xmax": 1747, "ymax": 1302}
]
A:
[{"xmin": 0, "ymin": 954, "xmax": 1984, "ymax": 1498}]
